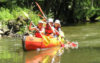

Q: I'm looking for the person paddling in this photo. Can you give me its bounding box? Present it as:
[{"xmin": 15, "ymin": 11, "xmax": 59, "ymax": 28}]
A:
[
  {"xmin": 54, "ymin": 19, "xmax": 64, "ymax": 38},
  {"xmin": 29, "ymin": 20, "xmax": 45, "ymax": 38},
  {"xmin": 45, "ymin": 18, "xmax": 55, "ymax": 37}
]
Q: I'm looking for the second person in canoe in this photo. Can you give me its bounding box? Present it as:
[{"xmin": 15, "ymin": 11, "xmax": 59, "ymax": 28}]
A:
[{"xmin": 45, "ymin": 18, "xmax": 55, "ymax": 37}]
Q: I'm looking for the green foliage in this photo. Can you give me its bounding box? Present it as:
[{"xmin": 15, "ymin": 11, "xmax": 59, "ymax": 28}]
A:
[
  {"xmin": 0, "ymin": 0, "xmax": 7, "ymax": 2},
  {"xmin": 95, "ymin": 16, "xmax": 100, "ymax": 20},
  {"xmin": 0, "ymin": 6, "xmax": 40, "ymax": 23},
  {"xmin": 47, "ymin": 13, "xmax": 53, "ymax": 18},
  {"xmin": 0, "ymin": 0, "xmax": 100, "ymax": 35},
  {"xmin": 11, "ymin": 6, "xmax": 40, "ymax": 24},
  {"xmin": 0, "ymin": 7, "xmax": 14, "ymax": 21},
  {"xmin": 73, "ymin": 0, "xmax": 98, "ymax": 19},
  {"xmin": 28, "ymin": 11, "xmax": 40, "ymax": 25},
  {"xmin": 0, "ymin": 6, "xmax": 40, "ymax": 34},
  {"xmin": 42, "ymin": 0, "xmax": 100, "ymax": 24}
]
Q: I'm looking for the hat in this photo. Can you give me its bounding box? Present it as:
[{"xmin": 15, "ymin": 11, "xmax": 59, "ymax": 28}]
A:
[
  {"xmin": 38, "ymin": 20, "xmax": 44, "ymax": 24},
  {"xmin": 55, "ymin": 19, "xmax": 60, "ymax": 24},
  {"xmin": 48, "ymin": 18, "xmax": 53, "ymax": 22}
]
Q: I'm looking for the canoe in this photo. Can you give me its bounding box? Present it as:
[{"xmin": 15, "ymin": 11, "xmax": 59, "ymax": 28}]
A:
[{"xmin": 22, "ymin": 35, "xmax": 64, "ymax": 51}]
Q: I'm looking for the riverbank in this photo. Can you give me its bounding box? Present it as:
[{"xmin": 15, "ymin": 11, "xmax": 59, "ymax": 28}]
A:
[
  {"xmin": 0, "ymin": 22, "xmax": 100, "ymax": 38},
  {"xmin": 0, "ymin": 6, "xmax": 40, "ymax": 37}
]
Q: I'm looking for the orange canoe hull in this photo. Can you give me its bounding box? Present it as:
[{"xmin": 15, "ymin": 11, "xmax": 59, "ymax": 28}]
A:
[{"xmin": 22, "ymin": 36, "xmax": 62, "ymax": 51}]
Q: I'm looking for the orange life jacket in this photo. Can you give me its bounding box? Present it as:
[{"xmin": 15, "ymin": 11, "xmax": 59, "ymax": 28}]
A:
[
  {"xmin": 35, "ymin": 27, "xmax": 44, "ymax": 38},
  {"xmin": 45, "ymin": 23, "xmax": 53, "ymax": 36}
]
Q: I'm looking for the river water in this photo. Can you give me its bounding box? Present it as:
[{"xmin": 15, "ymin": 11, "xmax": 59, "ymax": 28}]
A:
[{"xmin": 0, "ymin": 22, "xmax": 100, "ymax": 63}]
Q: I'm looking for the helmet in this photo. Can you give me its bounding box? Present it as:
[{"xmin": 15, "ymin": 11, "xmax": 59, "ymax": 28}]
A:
[
  {"xmin": 48, "ymin": 18, "xmax": 53, "ymax": 22},
  {"xmin": 55, "ymin": 19, "xmax": 60, "ymax": 24}
]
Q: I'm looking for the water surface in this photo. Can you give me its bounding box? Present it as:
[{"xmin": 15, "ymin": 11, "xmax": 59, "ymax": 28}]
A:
[{"xmin": 0, "ymin": 22, "xmax": 100, "ymax": 63}]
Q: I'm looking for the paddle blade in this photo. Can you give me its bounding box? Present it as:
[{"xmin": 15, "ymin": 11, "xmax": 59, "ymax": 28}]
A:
[
  {"xmin": 58, "ymin": 35, "xmax": 62, "ymax": 42},
  {"xmin": 35, "ymin": 2, "xmax": 44, "ymax": 16},
  {"xmin": 35, "ymin": 2, "xmax": 47, "ymax": 19},
  {"xmin": 42, "ymin": 35, "xmax": 50, "ymax": 46}
]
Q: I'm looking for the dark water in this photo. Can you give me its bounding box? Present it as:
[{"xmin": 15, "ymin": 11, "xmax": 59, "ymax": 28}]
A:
[{"xmin": 0, "ymin": 22, "xmax": 100, "ymax": 63}]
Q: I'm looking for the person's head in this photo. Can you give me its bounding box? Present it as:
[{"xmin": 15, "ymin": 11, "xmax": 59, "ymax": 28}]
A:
[
  {"xmin": 37, "ymin": 20, "xmax": 44, "ymax": 28},
  {"xmin": 54, "ymin": 19, "xmax": 61, "ymax": 27},
  {"xmin": 48, "ymin": 18, "xmax": 54, "ymax": 26}
]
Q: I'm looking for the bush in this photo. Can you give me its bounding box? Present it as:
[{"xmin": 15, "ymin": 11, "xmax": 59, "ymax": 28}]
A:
[
  {"xmin": 0, "ymin": 6, "xmax": 40, "ymax": 34},
  {"xmin": 0, "ymin": 6, "xmax": 40, "ymax": 24},
  {"xmin": 0, "ymin": 7, "xmax": 14, "ymax": 21}
]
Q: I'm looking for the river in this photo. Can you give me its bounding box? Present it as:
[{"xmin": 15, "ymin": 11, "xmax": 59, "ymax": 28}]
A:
[{"xmin": 0, "ymin": 22, "xmax": 100, "ymax": 63}]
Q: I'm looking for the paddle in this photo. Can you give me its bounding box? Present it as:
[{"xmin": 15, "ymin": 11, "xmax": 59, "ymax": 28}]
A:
[
  {"xmin": 35, "ymin": 2, "xmax": 47, "ymax": 19},
  {"xmin": 23, "ymin": 11, "xmax": 50, "ymax": 46},
  {"xmin": 35, "ymin": 2, "xmax": 56, "ymax": 33}
]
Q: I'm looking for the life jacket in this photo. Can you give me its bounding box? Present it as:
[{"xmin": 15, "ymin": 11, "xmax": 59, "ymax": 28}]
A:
[
  {"xmin": 54, "ymin": 26, "xmax": 61, "ymax": 36},
  {"xmin": 35, "ymin": 27, "xmax": 44, "ymax": 38},
  {"xmin": 45, "ymin": 23, "xmax": 53, "ymax": 36}
]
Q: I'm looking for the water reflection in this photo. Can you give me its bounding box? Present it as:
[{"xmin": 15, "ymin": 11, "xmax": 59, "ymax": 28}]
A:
[{"xmin": 24, "ymin": 47, "xmax": 64, "ymax": 63}]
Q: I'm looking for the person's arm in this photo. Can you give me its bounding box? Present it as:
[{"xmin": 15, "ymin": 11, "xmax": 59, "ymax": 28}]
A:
[{"xmin": 29, "ymin": 22, "xmax": 36, "ymax": 31}]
